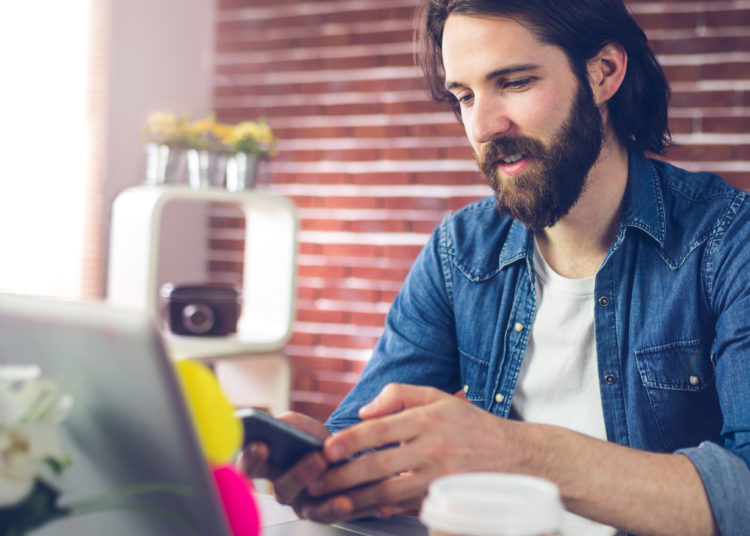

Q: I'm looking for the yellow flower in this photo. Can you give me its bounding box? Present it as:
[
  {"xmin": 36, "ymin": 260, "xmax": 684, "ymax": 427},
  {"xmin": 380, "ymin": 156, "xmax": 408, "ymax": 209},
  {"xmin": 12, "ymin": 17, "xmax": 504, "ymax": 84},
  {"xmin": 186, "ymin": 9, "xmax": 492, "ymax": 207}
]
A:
[{"xmin": 232, "ymin": 119, "xmax": 276, "ymax": 156}]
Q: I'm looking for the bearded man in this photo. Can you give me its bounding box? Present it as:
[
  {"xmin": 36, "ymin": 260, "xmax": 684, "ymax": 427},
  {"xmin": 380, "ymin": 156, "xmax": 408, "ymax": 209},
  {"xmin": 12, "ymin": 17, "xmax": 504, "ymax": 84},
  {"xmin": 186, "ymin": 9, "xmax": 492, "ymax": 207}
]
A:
[{"xmin": 241, "ymin": 2, "xmax": 750, "ymax": 534}]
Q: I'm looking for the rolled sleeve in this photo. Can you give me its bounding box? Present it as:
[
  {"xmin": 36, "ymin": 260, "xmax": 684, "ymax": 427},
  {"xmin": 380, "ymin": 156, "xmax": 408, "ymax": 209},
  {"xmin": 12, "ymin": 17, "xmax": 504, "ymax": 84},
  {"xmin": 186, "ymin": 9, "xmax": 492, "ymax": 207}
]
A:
[{"xmin": 677, "ymin": 441, "xmax": 750, "ymax": 533}]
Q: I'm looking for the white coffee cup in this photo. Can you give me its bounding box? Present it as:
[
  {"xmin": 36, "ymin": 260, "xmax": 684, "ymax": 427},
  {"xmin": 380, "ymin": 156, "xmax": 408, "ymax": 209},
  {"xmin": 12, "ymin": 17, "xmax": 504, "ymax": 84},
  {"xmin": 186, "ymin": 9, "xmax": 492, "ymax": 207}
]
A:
[{"xmin": 420, "ymin": 473, "xmax": 564, "ymax": 536}]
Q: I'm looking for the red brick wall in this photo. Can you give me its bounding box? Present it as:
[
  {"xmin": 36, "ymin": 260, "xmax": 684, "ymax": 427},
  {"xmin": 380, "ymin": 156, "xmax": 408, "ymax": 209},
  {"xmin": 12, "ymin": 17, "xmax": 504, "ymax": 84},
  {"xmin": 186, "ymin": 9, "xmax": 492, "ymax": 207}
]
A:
[{"xmin": 211, "ymin": 0, "xmax": 750, "ymax": 422}]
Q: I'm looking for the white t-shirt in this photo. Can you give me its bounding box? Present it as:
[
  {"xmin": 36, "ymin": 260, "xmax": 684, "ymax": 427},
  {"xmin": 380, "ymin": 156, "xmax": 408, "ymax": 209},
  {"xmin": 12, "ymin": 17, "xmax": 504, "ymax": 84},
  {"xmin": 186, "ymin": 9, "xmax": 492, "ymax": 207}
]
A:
[{"xmin": 511, "ymin": 240, "xmax": 621, "ymax": 536}]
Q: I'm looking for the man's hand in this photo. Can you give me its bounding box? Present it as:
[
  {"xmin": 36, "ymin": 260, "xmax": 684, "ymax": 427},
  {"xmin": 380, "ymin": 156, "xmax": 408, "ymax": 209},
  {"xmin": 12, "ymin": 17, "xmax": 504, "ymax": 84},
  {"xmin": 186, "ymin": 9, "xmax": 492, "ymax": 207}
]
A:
[
  {"xmin": 237, "ymin": 411, "xmax": 333, "ymax": 515},
  {"xmin": 301, "ymin": 384, "xmax": 526, "ymax": 523}
]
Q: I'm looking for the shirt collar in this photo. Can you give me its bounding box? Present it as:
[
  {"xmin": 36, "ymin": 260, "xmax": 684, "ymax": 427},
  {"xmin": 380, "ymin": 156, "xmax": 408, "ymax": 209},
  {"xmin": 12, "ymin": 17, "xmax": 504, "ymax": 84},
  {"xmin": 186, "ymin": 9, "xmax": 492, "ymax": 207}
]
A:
[
  {"xmin": 496, "ymin": 149, "xmax": 665, "ymax": 270},
  {"xmin": 619, "ymin": 148, "xmax": 666, "ymax": 247}
]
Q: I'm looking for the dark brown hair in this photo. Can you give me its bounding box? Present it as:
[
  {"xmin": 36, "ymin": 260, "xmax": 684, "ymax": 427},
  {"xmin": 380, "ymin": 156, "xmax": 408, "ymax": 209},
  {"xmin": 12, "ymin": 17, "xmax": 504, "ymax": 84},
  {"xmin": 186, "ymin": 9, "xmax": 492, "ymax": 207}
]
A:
[{"xmin": 415, "ymin": 0, "xmax": 672, "ymax": 154}]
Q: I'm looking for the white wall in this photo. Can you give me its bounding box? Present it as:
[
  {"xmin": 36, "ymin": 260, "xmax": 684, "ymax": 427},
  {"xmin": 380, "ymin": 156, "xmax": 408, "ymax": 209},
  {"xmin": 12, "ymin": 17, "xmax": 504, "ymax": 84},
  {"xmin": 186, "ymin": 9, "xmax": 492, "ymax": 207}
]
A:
[{"xmin": 102, "ymin": 0, "xmax": 216, "ymax": 295}]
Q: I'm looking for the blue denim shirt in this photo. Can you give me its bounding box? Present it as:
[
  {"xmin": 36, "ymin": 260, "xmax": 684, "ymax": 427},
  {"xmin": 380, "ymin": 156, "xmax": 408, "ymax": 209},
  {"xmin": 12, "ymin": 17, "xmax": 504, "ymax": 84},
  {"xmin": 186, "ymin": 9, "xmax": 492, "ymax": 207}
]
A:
[{"xmin": 327, "ymin": 150, "xmax": 750, "ymax": 534}]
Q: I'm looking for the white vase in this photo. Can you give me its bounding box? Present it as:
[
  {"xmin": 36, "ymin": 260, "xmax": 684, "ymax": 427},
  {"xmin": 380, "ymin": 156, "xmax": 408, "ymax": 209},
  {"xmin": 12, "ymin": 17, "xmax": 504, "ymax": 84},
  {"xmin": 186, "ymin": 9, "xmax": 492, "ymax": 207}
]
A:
[
  {"xmin": 186, "ymin": 149, "xmax": 228, "ymax": 189},
  {"xmin": 226, "ymin": 153, "xmax": 260, "ymax": 192},
  {"xmin": 144, "ymin": 143, "xmax": 187, "ymax": 185}
]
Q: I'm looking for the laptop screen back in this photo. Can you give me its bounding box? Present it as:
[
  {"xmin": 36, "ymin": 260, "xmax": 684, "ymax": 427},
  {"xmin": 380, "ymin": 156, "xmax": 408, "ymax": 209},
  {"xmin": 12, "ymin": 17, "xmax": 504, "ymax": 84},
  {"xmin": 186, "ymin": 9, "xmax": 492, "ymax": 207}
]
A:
[{"xmin": 0, "ymin": 294, "xmax": 232, "ymax": 536}]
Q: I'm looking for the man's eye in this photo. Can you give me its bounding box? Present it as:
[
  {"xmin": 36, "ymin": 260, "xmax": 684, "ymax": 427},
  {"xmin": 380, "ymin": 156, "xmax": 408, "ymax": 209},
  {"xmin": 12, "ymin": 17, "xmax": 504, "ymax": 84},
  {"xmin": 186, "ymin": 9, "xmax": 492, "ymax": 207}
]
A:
[
  {"xmin": 504, "ymin": 77, "xmax": 535, "ymax": 90},
  {"xmin": 455, "ymin": 93, "xmax": 474, "ymax": 105}
]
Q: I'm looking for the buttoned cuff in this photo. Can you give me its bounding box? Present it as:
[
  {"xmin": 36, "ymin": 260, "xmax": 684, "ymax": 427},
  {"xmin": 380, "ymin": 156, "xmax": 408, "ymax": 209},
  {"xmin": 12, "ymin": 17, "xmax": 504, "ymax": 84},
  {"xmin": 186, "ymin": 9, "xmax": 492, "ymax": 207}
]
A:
[{"xmin": 677, "ymin": 441, "xmax": 750, "ymax": 534}]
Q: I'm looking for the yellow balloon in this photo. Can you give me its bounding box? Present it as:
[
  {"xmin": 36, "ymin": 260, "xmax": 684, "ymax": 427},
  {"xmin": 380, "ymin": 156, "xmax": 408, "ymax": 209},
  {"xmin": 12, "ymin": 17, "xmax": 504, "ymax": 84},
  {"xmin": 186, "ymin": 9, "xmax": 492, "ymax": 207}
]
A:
[{"xmin": 175, "ymin": 360, "xmax": 242, "ymax": 465}]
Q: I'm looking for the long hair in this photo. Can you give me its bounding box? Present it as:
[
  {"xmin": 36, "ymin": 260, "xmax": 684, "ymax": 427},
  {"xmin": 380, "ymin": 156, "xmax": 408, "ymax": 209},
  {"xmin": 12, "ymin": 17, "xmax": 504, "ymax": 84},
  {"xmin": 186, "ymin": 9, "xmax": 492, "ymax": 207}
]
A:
[{"xmin": 415, "ymin": 0, "xmax": 672, "ymax": 154}]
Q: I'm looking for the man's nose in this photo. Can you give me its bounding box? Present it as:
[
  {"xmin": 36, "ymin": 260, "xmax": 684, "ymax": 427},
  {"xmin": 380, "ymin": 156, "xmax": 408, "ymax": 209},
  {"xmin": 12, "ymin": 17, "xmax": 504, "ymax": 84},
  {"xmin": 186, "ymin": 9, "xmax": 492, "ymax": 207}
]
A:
[{"xmin": 470, "ymin": 95, "xmax": 512, "ymax": 145}]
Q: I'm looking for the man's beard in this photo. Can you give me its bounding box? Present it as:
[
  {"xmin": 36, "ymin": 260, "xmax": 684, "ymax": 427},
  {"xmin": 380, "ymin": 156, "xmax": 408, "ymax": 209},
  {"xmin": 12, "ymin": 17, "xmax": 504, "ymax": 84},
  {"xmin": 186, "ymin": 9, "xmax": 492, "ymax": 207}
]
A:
[{"xmin": 477, "ymin": 80, "xmax": 604, "ymax": 232}]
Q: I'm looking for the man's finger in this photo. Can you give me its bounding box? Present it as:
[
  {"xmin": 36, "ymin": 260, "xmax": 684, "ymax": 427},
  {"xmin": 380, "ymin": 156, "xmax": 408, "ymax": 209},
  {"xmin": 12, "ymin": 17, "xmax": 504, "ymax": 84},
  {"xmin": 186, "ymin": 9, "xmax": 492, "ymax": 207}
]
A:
[
  {"xmin": 273, "ymin": 450, "xmax": 328, "ymax": 505},
  {"xmin": 325, "ymin": 400, "xmax": 440, "ymax": 464},
  {"xmin": 358, "ymin": 383, "xmax": 448, "ymax": 419},
  {"xmin": 239, "ymin": 441, "xmax": 278, "ymax": 479}
]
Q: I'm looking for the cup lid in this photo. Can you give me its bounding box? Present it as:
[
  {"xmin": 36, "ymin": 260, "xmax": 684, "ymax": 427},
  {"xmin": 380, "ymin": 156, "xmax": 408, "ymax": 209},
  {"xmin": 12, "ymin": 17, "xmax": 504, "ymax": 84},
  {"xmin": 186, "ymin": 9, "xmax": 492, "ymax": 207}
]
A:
[{"xmin": 419, "ymin": 473, "xmax": 563, "ymax": 536}]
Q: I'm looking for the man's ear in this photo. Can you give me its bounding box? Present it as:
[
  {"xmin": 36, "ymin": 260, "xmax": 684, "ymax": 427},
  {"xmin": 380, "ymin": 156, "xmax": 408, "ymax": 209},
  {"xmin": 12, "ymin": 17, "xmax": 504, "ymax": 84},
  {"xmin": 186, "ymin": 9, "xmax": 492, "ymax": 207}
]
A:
[{"xmin": 587, "ymin": 42, "xmax": 627, "ymax": 106}]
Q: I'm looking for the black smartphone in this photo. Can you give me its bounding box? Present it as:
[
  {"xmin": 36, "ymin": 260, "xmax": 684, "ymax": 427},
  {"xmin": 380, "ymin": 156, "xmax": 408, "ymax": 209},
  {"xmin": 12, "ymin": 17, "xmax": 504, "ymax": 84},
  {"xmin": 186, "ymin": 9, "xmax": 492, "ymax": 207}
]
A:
[{"xmin": 236, "ymin": 408, "xmax": 324, "ymax": 470}]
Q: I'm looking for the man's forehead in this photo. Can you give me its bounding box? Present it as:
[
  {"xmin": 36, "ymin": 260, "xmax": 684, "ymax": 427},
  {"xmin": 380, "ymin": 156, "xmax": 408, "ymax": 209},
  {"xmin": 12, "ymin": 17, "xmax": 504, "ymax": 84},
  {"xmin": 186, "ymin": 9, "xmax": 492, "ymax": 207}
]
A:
[{"xmin": 441, "ymin": 14, "xmax": 563, "ymax": 84}]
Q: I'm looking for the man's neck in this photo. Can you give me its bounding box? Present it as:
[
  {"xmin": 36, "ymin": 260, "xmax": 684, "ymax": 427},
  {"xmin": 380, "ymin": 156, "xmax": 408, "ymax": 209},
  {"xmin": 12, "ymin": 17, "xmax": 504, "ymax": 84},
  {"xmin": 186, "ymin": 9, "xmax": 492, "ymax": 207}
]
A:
[{"xmin": 535, "ymin": 133, "xmax": 629, "ymax": 279}]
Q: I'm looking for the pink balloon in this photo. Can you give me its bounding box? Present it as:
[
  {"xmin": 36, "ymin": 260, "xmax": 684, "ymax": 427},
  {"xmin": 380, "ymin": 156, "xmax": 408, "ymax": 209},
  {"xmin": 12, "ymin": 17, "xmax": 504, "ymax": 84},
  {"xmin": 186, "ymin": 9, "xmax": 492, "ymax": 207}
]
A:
[{"xmin": 212, "ymin": 465, "xmax": 262, "ymax": 536}]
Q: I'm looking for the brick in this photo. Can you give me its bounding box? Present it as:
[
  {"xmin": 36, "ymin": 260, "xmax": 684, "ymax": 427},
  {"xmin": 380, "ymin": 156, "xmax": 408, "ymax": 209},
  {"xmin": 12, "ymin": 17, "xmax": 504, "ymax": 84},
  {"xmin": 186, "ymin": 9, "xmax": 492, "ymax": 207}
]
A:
[
  {"xmin": 662, "ymin": 64, "xmax": 699, "ymax": 84},
  {"xmin": 347, "ymin": 360, "xmax": 368, "ymax": 374},
  {"xmin": 319, "ymin": 333, "xmax": 380, "ymax": 349},
  {"xmin": 702, "ymin": 62, "xmax": 750, "ymax": 81},
  {"xmin": 319, "ymin": 287, "xmax": 379, "ymax": 302},
  {"xmin": 381, "ymin": 245, "xmax": 424, "ymax": 260},
  {"xmin": 378, "ymin": 289, "xmax": 400, "ymax": 303},
  {"xmin": 209, "ymin": 238, "xmax": 245, "ymax": 252},
  {"xmin": 350, "ymin": 312, "xmax": 387, "ymax": 327},
  {"xmin": 322, "ymin": 148, "xmax": 380, "ymax": 162},
  {"xmin": 350, "ymin": 266, "xmax": 410, "ymax": 281},
  {"xmin": 297, "ymin": 264, "xmax": 349, "ymax": 278},
  {"xmin": 300, "ymin": 218, "xmax": 349, "ymax": 231},
  {"xmin": 706, "ymin": 9, "xmax": 750, "ymax": 27},
  {"xmin": 296, "ymin": 286, "xmax": 319, "ymax": 301},
  {"xmin": 296, "ymin": 308, "xmax": 349, "ymax": 324},
  {"xmin": 291, "ymin": 373, "xmax": 316, "ymax": 393},
  {"xmin": 351, "ymin": 172, "xmax": 412, "ymax": 185},
  {"xmin": 722, "ymin": 173, "xmax": 750, "ymax": 192},
  {"xmin": 413, "ymin": 171, "xmax": 482, "ymax": 185},
  {"xmin": 667, "ymin": 117, "xmax": 694, "ymax": 135},
  {"xmin": 323, "ymin": 196, "xmax": 382, "ymax": 209},
  {"xmin": 289, "ymin": 355, "xmax": 348, "ymax": 373},
  {"xmin": 287, "ymin": 331, "xmax": 319, "ymax": 346},
  {"xmin": 207, "ymin": 260, "xmax": 243, "ymax": 274},
  {"xmin": 671, "ymin": 90, "xmax": 737, "ymax": 108},
  {"xmin": 664, "ymin": 144, "xmax": 734, "ymax": 162},
  {"xmin": 324, "ymin": 56, "xmax": 384, "ymax": 70},
  {"xmin": 290, "ymin": 196, "xmax": 324, "ymax": 209},
  {"xmin": 349, "ymin": 219, "xmax": 409, "ymax": 233},
  {"xmin": 412, "ymin": 122, "xmax": 465, "ymax": 137},
  {"xmin": 702, "ymin": 116, "xmax": 750, "ymax": 134},
  {"xmin": 384, "ymin": 100, "xmax": 447, "ymax": 115},
  {"xmin": 651, "ymin": 36, "xmax": 738, "ymax": 55},
  {"xmin": 275, "ymin": 150, "xmax": 322, "ymax": 163},
  {"xmin": 295, "ymin": 173, "xmax": 351, "ymax": 185},
  {"xmin": 352, "ymin": 125, "xmax": 411, "ymax": 138},
  {"xmin": 442, "ymin": 145, "xmax": 474, "ymax": 159},
  {"xmin": 736, "ymin": 145, "xmax": 750, "ymax": 160},
  {"xmin": 382, "ymin": 146, "xmax": 441, "ymax": 160},
  {"xmin": 322, "ymin": 102, "xmax": 382, "ymax": 116},
  {"xmin": 449, "ymin": 196, "xmax": 489, "ymax": 210},
  {"xmin": 383, "ymin": 197, "xmax": 447, "ymax": 210},
  {"xmin": 320, "ymin": 243, "xmax": 379, "ymax": 258},
  {"xmin": 631, "ymin": 12, "xmax": 698, "ymax": 32}
]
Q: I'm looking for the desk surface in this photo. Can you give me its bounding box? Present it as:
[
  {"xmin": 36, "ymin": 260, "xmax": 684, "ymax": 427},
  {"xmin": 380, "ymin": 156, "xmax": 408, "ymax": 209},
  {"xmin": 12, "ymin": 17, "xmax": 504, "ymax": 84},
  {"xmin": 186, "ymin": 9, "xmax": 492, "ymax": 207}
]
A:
[{"xmin": 256, "ymin": 494, "xmax": 428, "ymax": 536}]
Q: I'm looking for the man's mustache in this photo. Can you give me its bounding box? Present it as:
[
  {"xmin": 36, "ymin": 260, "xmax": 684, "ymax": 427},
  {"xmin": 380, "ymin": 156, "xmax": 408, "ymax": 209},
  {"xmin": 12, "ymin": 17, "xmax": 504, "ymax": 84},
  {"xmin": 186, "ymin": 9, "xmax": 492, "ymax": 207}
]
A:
[{"xmin": 479, "ymin": 136, "xmax": 546, "ymax": 164}]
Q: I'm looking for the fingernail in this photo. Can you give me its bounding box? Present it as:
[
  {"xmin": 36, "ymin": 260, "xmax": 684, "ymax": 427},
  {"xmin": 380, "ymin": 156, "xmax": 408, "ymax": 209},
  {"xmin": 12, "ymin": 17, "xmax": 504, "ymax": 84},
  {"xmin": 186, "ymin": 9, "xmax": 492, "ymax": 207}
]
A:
[{"xmin": 332, "ymin": 499, "xmax": 349, "ymax": 517}]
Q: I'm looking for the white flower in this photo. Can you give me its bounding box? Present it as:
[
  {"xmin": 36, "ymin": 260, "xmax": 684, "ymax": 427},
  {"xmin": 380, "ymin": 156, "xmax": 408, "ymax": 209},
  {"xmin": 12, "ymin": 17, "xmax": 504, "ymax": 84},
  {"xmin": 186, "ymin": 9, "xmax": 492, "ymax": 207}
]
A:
[{"xmin": 0, "ymin": 366, "xmax": 72, "ymax": 506}]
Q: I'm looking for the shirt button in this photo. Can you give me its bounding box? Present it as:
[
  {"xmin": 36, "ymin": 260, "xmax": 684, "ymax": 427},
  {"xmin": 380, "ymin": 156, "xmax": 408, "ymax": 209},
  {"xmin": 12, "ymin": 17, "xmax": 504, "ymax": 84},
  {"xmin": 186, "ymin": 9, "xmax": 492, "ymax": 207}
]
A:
[
  {"xmin": 463, "ymin": 384, "xmax": 470, "ymax": 393},
  {"xmin": 689, "ymin": 375, "xmax": 700, "ymax": 386},
  {"xmin": 604, "ymin": 374, "xmax": 616, "ymax": 385},
  {"xmin": 495, "ymin": 393, "xmax": 505, "ymax": 403},
  {"xmin": 598, "ymin": 296, "xmax": 610, "ymax": 307},
  {"xmin": 513, "ymin": 322, "xmax": 524, "ymax": 332}
]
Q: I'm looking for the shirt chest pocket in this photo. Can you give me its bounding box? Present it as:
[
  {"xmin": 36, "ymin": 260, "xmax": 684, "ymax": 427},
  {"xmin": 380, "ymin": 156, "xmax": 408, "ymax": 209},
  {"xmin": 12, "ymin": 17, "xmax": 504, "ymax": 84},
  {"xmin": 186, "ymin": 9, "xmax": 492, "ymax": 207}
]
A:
[
  {"xmin": 634, "ymin": 339, "xmax": 721, "ymax": 450},
  {"xmin": 459, "ymin": 350, "xmax": 489, "ymax": 405}
]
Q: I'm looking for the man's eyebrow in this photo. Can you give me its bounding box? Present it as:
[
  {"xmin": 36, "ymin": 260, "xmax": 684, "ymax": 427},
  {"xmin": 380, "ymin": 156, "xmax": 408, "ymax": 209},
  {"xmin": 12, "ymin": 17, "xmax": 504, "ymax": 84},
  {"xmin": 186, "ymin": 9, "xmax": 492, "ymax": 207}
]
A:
[{"xmin": 445, "ymin": 63, "xmax": 542, "ymax": 91}]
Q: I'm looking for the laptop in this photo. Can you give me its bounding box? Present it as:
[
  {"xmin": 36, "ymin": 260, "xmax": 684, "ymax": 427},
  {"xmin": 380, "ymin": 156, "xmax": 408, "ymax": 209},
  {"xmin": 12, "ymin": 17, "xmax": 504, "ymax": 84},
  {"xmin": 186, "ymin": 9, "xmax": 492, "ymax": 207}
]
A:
[
  {"xmin": 0, "ymin": 293, "xmax": 426, "ymax": 536},
  {"xmin": 0, "ymin": 293, "xmax": 234, "ymax": 535}
]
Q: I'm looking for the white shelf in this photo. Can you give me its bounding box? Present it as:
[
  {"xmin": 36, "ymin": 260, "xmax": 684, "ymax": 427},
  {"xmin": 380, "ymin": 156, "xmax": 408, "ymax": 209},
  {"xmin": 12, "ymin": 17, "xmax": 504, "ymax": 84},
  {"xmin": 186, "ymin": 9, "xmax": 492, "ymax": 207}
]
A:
[{"xmin": 107, "ymin": 185, "xmax": 298, "ymax": 359}]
